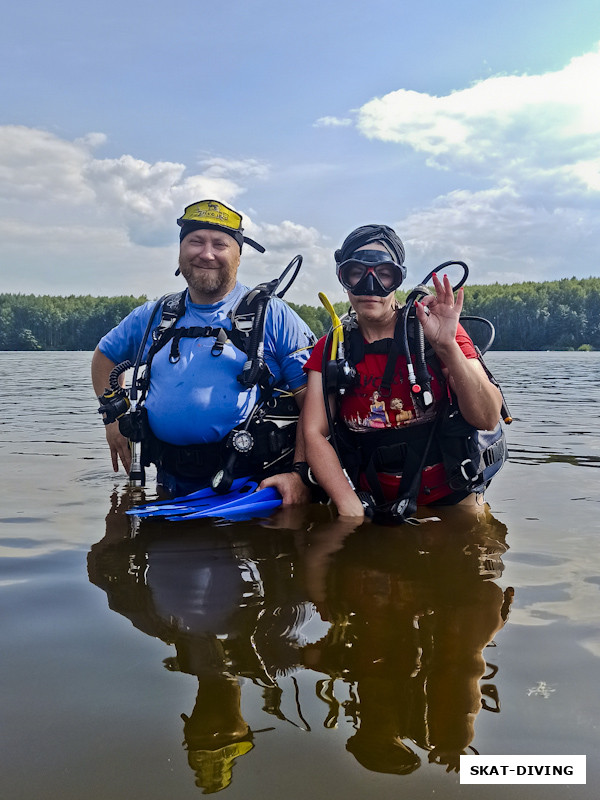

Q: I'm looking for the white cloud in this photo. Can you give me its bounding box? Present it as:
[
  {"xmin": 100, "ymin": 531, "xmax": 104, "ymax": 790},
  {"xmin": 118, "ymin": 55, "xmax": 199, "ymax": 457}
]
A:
[
  {"xmin": 236, "ymin": 219, "xmax": 337, "ymax": 304},
  {"xmin": 251, "ymin": 219, "xmax": 321, "ymax": 249},
  {"xmin": 313, "ymin": 116, "xmax": 353, "ymax": 128},
  {"xmin": 340, "ymin": 44, "xmax": 600, "ymax": 286},
  {"xmin": 3, "ymin": 63, "xmax": 600, "ymax": 310},
  {"xmin": 198, "ymin": 156, "xmax": 269, "ymax": 180},
  {"xmin": 356, "ymin": 44, "xmax": 600, "ymax": 192},
  {"xmin": 0, "ymin": 124, "xmax": 336, "ymax": 302},
  {"xmin": 396, "ymin": 184, "xmax": 600, "ymax": 285},
  {"xmin": 0, "ymin": 125, "xmax": 260, "ymax": 248},
  {"xmin": 74, "ymin": 132, "xmax": 108, "ymax": 149},
  {"xmin": 0, "ymin": 125, "xmax": 95, "ymax": 204}
]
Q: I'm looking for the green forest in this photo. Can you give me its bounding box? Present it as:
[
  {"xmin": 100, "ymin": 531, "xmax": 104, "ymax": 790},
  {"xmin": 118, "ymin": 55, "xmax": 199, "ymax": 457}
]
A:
[{"xmin": 1, "ymin": 276, "xmax": 599, "ymax": 351}]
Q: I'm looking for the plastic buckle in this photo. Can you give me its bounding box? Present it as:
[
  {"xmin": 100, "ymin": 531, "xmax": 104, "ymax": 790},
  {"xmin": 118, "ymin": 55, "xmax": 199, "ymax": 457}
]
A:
[{"xmin": 460, "ymin": 458, "xmax": 478, "ymax": 482}]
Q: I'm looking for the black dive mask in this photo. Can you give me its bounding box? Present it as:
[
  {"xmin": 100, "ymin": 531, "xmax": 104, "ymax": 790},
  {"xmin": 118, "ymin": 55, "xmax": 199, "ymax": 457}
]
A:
[{"xmin": 336, "ymin": 249, "xmax": 406, "ymax": 297}]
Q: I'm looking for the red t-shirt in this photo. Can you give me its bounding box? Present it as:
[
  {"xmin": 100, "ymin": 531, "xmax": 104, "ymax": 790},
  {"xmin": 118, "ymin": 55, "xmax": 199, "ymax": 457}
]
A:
[{"xmin": 304, "ymin": 325, "xmax": 478, "ymax": 504}]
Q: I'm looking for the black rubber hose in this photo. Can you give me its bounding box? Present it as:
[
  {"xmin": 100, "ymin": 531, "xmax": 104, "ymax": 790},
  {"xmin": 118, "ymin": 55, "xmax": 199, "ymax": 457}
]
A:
[
  {"xmin": 239, "ymin": 295, "xmax": 269, "ymax": 387},
  {"xmin": 130, "ymin": 294, "xmax": 171, "ymax": 402},
  {"xmin": 109, "ymin": 360, "xmax": 134, "ymax": 393},
  {"xmin": 321, "ymin": 328, "xmax": 346, "ymax": 467}
]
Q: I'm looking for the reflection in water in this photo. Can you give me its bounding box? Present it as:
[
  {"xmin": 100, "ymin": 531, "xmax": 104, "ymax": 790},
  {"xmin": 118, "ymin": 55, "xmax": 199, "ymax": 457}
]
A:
[
  {"xmin": 88, "ymin": 494, "xmax": 512, "ymax": 792},
  {"xmin": 303, "ymin": 518, "xmax": 512, "ymax": 775}
]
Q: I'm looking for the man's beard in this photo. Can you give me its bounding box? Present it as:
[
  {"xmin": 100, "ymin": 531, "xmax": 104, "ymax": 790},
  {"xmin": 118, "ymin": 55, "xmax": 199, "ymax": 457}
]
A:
[{"xmin": 178, "ymin": 258, "xmax": 237, "ymax": 300}]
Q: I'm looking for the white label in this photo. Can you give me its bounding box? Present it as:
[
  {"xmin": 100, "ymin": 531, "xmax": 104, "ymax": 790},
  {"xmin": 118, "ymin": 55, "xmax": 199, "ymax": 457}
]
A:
[{"xmin": 460, "ymin": 755, "xmax": 586, "ymax": 784}]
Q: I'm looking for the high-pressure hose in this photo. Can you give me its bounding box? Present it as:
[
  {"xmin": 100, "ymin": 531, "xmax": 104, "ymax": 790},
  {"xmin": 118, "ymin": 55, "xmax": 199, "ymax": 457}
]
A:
[
  {"xmin": 98, "ymin": 362, "xmax": 132, "ymax": 425},
  {"xmin": 109, "ymin": 360, "xmax": 134, "ymax": 391},
  {"xmin": 96, "ymin": 359, "xmax": 145, "ymax": 486},
  {"xmin": 238, "ymin": 293, "xmax": 270, "ymax": 389},
  {"xmin": 238, "ymin": 255, "xmax": 303, "ymax": 389}
]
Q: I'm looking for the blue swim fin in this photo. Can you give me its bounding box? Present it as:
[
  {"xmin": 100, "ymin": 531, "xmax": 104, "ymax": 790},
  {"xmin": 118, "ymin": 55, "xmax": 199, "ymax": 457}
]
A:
[
  {"xmin": 127, "ymin": 477, "xmax": 259, "ymax": 518},
  {"xmin": 165, "ymin": 486, "xmax": 282, "ymax": 521}
]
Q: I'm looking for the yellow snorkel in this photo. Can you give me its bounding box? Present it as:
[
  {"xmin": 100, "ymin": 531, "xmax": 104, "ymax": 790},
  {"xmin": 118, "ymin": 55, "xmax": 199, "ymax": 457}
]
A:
[
  {"xmin": 318, "ymin": 292, "xmax": 357, "ymax": 492},
  {"xmin": 318, "ymin": 291, "xmax": 357, "ymax": 395},
  {"xmin": 318, "ymin": 292, "xmax": 344, "ymax": 362}
]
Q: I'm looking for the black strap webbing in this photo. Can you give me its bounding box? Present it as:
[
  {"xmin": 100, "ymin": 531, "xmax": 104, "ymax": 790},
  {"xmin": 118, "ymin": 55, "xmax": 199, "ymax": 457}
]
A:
[{"xmin": 165, "ymin": 326, "xmax": 231, "ymax": 362}]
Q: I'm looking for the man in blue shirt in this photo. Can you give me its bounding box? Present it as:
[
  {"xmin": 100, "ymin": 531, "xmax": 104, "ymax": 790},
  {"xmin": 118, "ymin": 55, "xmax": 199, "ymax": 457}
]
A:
[{"xmin": 92, "ymin": 200, "xmax": 314, "ymax": 502}]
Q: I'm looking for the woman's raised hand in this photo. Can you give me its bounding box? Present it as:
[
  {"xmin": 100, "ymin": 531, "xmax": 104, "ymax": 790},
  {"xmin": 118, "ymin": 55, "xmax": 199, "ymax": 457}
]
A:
[{"xmin": 415, "ymin": 272, "xmax": 464, "ymax": 351}]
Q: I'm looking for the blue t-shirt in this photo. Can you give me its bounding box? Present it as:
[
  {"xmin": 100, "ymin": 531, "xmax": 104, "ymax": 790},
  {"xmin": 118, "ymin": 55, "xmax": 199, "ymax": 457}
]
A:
[{"xmin": 98, "ymin": 282, "xmax": 314, "ymax": 445}]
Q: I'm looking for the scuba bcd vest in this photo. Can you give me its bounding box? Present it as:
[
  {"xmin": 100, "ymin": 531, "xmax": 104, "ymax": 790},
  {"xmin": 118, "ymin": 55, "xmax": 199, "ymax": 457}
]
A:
[
  {"xmin": 98, "ymin": 256, "xmax": 309, "ymax": 492},
  {"xmin": 320, "ymin": 264, "xmax": 511, "ymax": 525}
]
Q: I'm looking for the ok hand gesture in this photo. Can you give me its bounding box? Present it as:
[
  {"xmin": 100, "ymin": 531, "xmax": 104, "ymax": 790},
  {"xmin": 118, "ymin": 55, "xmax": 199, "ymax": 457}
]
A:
[{"xmin": 414, "ymin": 272, "xmax": 464, "ymax": 352}]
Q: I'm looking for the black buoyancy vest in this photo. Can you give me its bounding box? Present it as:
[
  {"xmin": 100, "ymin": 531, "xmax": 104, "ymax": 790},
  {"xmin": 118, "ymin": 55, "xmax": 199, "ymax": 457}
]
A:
[
  {"xmin": 121, "ymin": 283, "xmax": 305, "ymax": 483},
  {"xmin": 332, "ymin": 312, "xmax": 507, "ymax": 506}
]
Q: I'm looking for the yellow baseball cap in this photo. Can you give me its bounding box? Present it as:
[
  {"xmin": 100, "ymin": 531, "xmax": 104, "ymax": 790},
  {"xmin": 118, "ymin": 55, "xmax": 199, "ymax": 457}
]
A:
[{"xmin": 177, "ymin": 200, "xmax": 265, "ymax": 253}]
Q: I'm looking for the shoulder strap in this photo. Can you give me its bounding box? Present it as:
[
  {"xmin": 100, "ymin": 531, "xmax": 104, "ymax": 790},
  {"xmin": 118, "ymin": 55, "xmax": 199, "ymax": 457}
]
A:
[
  {"xmin": 229, "ymin": 280, "xmax": 276, "ymax": 350},
  {"xmin": 346, "ymin": 316, "xmax": 403, "ymax": 398},
  {"xmin": 230, "ymin": 280, "xmax": 278, "ymax": 396},
  {"xmin": 144, "ymin": 290, "xmax": 187, "ymax": 360},
  {"xmin": 137, "ymin": 283, "xmax": 274, "ymax": 405},
  {"xmin": 135, "ymin": 291, "xmax": 187, "ymax": 402},
  {"xmin": 229, "ymin": 255, "xmax": 304, "ymax": 385},
  {"xmin": 154, "ymin": 290, "xmax": 187, "ymax": 336},
  {"xmin": 346, "ymin": 324, "xmax": 365, "ymax": 366}
]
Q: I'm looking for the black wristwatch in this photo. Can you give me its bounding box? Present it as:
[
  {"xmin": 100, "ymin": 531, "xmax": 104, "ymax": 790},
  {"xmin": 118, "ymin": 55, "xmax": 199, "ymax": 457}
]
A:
[{"xmin": 291, "ymin": 461, "xmax": 313, "ymax": 487}]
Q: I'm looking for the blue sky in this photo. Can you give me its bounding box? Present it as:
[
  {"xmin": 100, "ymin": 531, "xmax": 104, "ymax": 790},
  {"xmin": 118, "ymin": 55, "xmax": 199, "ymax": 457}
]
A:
[{"xmin": 1, "ymin": 0, "xmax": 599, "ymax": 304}]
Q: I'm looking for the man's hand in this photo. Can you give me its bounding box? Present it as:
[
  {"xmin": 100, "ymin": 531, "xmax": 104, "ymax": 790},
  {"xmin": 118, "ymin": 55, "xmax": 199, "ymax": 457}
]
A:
[
  {"xmin": 259, "ymin": 471, "xmax": 311, "ymax": 505},
  {"xmin": 92, "ymin": 348, "xmax": 132, "ymax": 474},
  {"xmin": 105, "ymin": 421, "xmax": 132, "ymax": 473}
]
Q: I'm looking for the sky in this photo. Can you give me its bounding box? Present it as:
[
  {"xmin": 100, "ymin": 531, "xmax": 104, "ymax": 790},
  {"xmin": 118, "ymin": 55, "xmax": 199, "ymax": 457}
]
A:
[{"xmin": 1, "ymin": 0, "xmax": 600, "ymax": 305}]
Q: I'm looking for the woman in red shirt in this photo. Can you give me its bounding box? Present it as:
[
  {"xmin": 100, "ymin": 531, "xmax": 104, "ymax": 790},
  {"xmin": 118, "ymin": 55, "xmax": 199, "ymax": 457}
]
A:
[{"xmin": 302, "ymin": 224, "xmax": 503, "ymax": 520}]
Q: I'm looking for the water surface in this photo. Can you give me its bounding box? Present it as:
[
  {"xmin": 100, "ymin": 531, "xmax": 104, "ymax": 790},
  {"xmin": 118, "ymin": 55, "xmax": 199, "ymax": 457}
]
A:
[{"xmin": 1, "ymin": 351, "xmax": 599, "ymax": 799}]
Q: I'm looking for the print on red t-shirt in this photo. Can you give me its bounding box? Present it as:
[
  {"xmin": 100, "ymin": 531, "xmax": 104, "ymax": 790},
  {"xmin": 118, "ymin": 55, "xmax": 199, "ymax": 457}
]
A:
[{"xmin": 304, "ymin": 325, "xmax": 476, "ymax": 433}]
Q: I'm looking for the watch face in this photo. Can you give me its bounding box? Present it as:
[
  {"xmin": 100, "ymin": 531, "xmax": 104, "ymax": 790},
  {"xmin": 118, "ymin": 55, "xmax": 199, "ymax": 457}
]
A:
[
  {"xmin": 232, "ymin": 430, "xmax": 254, "ymax": 453},
  {"xmin": 211, "ymin": 469, "xmax": 224, "ymax": 489},
  {"xmin": 394, "ymin": 498, "xmax": 410, "ymax": 515}
]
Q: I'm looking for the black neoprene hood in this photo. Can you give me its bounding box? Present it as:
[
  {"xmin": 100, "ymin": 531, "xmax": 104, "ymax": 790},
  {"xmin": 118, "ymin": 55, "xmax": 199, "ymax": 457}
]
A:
[{"xmin": 334, "ymin": 224, "xmax": 406, "ymax": 273}]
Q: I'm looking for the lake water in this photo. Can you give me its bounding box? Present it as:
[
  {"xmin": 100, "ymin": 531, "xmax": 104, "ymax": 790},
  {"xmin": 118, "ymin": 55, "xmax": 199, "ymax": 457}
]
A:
[{"xmin": 1, "ymin": 350, "xmax": 599, "ymax": 799}]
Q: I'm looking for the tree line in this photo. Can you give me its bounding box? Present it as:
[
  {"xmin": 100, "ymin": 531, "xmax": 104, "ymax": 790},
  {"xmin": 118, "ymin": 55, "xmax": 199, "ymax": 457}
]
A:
[
  {"xmin": 2, "ymin": 276, "xmax": 599, "ymax": 351},
  {"xmin": 0, "ymin": 294, "xmax": 148, "ymax": 351}
]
